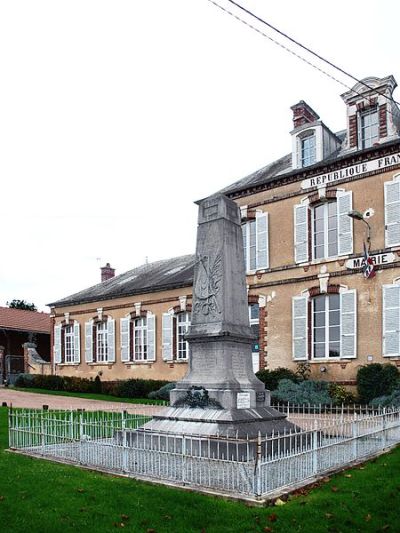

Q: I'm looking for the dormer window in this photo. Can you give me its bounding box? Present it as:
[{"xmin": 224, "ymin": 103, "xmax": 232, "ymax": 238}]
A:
[
  {"xmin": 301, "ymin": 132, "xmax": 316, "ymax": 167},
  {"xmin": 360, "ymin": 108, "xmax": 379, "ymax": 149}
]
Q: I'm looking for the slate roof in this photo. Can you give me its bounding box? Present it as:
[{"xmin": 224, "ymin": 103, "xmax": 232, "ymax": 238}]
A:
[
  {"xmin": 49, "ymin": 254, "xmax": 196, "ymax": 307},
  {"xmin": 0, "ymin": 307, "xmax": 51, "ymax": 334},
  {"xmin": 219, "ymin": 130, "xmax": 347, "ymax": 196}
]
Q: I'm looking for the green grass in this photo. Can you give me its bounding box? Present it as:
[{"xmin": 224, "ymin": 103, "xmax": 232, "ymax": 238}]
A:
[
  {"xmin": 0, "ymin": 407, "xmax": 400, "ymax": 533},
  {"xmin": 12, "ymin": 387, "xmax": 164, "ymax": 405}
]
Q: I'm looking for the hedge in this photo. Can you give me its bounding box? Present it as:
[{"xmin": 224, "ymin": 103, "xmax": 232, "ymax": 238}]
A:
[{"xmin": 356, "ymin": 364, "xmax": 400, "ymax": 404}]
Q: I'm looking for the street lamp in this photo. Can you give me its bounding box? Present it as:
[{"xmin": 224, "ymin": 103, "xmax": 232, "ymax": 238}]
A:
[{"xmin": 347, "ymin": 209, "xmax": 371, "ymax": 250}]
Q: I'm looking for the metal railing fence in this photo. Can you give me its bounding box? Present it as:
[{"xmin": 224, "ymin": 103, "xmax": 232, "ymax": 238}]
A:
[{"xmin": 8, "ymin": 405, "xmax": 400, "ymax": 500}]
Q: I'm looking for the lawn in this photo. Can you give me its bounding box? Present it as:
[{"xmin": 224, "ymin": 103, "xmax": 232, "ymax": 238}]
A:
[
  {"xmin": 13, "ymin": 387, "xmax": 164, "ymax": 405},
  {"xmin": 0, "ymin": 407, "xmax": 399, "ymax": 533}
]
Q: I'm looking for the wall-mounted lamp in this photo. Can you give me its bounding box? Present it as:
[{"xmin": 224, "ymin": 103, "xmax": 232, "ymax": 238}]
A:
[
  {"xmin": 348, "ymin": 209, "xmax": 372, "ymax": 251},
  {"xmin": 319, "ymin": 365, "xmax": 327, "ymax": 373}
]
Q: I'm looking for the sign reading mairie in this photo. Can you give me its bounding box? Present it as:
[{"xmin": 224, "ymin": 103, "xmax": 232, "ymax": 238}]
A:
[
  {"xmin": 346, "ymin": 252, "xmax": 395, "ymax": 270},
  {"xmin": 301, "ymin": 152, "xmax": 400, "ymax": 190}
]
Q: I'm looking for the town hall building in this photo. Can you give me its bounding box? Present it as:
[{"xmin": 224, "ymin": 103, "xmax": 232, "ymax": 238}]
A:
[{"xmin": 48, "ymin": 75, "xmax": 400, "ymax": 387}]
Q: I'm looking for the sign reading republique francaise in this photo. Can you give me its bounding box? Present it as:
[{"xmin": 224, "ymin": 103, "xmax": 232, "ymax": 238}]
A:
[{"xmin": 301, "ymin": 152, "xmax": 400, "ymax": 190}]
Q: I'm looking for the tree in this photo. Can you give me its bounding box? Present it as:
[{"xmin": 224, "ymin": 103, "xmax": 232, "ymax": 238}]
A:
[{"xmin": 7, "ymin": 299, "xmax": 37, "ymax": 311}]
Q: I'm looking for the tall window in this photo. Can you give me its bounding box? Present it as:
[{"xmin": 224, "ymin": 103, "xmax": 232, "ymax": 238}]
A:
[
  {"xmin": 176, "ymin": 312, "xmax": 190, "ymax": 360},
  {"xmin": 249, "ymin": 304, "xmax": 260, "ymax": 372},
  {"xmin": 312, "ymin": 294, "xmax": 340, "ymax": 359},
  {"xmin": 360, "ymin": 108, "xmax": 379, "ymax": 149},
  {"xmin": 301, "ymin": 133, "xmax": 316, "ymax": 167},
  {"xmin": 313, "ymin": 202, "xmax": 338, "ymax": 260},
  {"xmin": 96, "ymin": 321, "xmax": 108, "ymax": 363},
  {"xmin": 64, "ymin": 325, "xmax": 75, "ymax": 363},
  {"xmin": 134, "ymin": 317, "xmax": 148, "ymax": 361},
  {"xmin": 242, "ymin": 213, "xmax": 268, "ymax": 272}
]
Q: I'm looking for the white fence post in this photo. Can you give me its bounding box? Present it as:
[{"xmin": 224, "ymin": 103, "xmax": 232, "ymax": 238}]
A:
[
  {"xmin": 254, "ymin": 431, "xmax": 262, "ymax": 498},
  {"xmin": 312, "ymin": 421, "xmax": 318, "ymax": 474},
  {"xmin": 122, "ymin": 410, "xmax": 128, "ymax": 473},
  {"xmin": 381, "ymin": 408, "xmax": 387, "ymax": 449},
  {"xmin": 351, "ymin": 420, "xmax": 358, "ymax": 460}
]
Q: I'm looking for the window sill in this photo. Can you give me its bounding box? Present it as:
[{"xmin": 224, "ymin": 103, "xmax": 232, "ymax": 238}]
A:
[
  {"xmin": 56, "ymin": 363, "xmax": 79, "ymax": 366},
  {"xmin": 123, "ymin": 361, "xmax": 155, "ymax": 365},
  {"xmin": 162, "ymin": 359, "xmax": 188, "ymax": 364},
  {"xmin": 87, "ymin": 362, "xmax": 115, "ymax": 366},
  {"xmin": 308, "ymin": 358, "xmax": 355, "ymax": 364}
]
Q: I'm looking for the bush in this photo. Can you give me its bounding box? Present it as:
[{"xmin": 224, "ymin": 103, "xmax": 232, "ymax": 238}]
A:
[
  {"xmin": 112, "ymin": 379, "xmax": 170, "ymax": 399},
  {"xmin": 256, "ymin": 368, "xmax": 299, "ymax": 391},
  {"xmin": 370, "ymin": 387, "xmax": 400, "ymax": 407},
  {"xmin": 357, "ymin": 364, "xmax": 400, "ymax": 404},
  {"xmin": 271, "ymin": 379, "xmax": 333, "ymax": 405},
  {"xmin": 14, "ymin": 373, "xmax": 35, "ymax": 388},
  {"xmin": 148, "ymin": 382, "xmax": 176, "ymax": 401},
  {"xmin": 328, "ymin": 383, "xmax": 356, "ymax": 405}
]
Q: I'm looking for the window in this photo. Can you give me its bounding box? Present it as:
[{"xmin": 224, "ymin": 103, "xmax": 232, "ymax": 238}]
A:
[
  {"xmin": 64, "ymin": 325, "xmax": 75, "ymax": 363},
  {"xmin": 360, "ymin": 108, "xmax": 379, "ymax": 149},
  {"xmin": 292, "ymin": 290, "xmax": 356, "ymax": 360},
  {"xmin": 120, "ymin": 313, "xmax": 156, "ymax": 363},
  {"xmin": 383, "ymin": 284, "xmax": 400, "ymax": 356},
  {"xmin": 384, "ymin": 175, "xmax": 400, "ymax": 247},
  {"xmin": 301, "ymin": 133, "xmax": 316, "ymax": 167},
  {"xmin": 134, "ymin": 317, "xmax": 148, "ymax": 361},
  {"xmin": 96, "ymin": 321, "xmax": 108, "ymax": 362},
  {"xmin": 242, "ymin": 212, "xmax": 269, "ymax": 272},
  {"xmin": 249, "ymin": 304, "xmax": 260, "ymax": 372},
  {"xmin": 294, "ymin": 191, "xmax": 353, "ymax": 263},
  {"xmin": 176, "ymin": 312, "xmax": 190, "ymax": 360},
  {"xmin": 84, "ymin": 317, "xmax": 115, "ymax": 364},
  {"xmin": 312, "ymin": 294, "xmax": 340, "ymax": 358},
  {"xmin": 312, "ymin": 202, "xmax": 338, "ymax": 260},
  {"xmin": 54, "ymin": 321, "xmax": 80, "ymax": 365}
]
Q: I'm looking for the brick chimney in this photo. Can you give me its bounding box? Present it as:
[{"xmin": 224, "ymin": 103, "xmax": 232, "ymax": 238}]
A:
[
  {"xmin": 101, "ymin": 263, "xmax": 115, "ymax": 282},
  {"xmin": 291, "ymin": 100, "xmax": 320, "ymax": 129}
]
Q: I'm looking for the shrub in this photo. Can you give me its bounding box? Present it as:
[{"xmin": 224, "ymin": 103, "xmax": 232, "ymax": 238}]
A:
[
  {"xmin": 328, "ymin": 383, "xmax": 356, "ymax": 405},
  {"xmin": 148, "ymin": 382, "xmax": 176, "ymax": 401},
  {"xmin": 112, "ymin": 379, "xmax": 169, "ymax": 399},
  {"xmin": 370, "ymin": 387, "xmax": 400, "ymax": 407},
  {"xmin": 256, "ymin": 368, "xmax": 299, "ymax": 391},
  {"xmin": 271, "ymin": 379, "xmax": 332, "ymax": 405},
  {"xmin": 357, "ymin": 364, "xmax": 400, "ymax": 404},
  {"xmin": 14, "ymin": 373, "xmax": 35, "ymax": 388}
]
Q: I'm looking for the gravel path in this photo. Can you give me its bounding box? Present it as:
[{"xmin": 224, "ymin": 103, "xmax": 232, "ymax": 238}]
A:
[{"xmin": 0, "ymin": 388, "xmax": 165, "ymax": 415}]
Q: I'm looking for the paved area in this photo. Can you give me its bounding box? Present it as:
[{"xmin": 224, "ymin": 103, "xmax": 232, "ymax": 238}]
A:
[{"xmin": 0, "ymin": 388, "xmax": 166, "ymax": 415}]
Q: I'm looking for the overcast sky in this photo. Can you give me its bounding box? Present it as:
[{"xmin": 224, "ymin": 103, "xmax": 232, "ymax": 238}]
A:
[{"xmin": 1, "ymin": 0, "xmax": 399, "ymax": 311}]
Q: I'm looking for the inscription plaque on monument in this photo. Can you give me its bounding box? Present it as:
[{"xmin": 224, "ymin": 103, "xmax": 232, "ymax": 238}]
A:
[{"xmin": 237, "ymin": 393, "xmax": 251, "ymax": 409}]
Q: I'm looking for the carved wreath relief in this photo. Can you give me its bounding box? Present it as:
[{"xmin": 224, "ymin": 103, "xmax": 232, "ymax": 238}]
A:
[{"xmin": 193, "ymin": 252, "xmax": 222, "ymax": 318}]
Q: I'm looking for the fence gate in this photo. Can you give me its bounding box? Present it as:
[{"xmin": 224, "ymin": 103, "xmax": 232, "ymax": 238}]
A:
[{"xmin": 4, "ymin": 355, "xmax": 24, "ymax": 385}]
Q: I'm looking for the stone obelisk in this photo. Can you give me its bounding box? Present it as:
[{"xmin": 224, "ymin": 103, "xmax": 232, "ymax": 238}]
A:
[{"xmin": 148, "ymin": 194, "xmax": 295, "ymax": 438}]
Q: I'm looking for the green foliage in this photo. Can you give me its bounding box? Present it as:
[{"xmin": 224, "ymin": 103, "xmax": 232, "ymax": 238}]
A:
[
  {"xmin": 357, "ymin": 364, "xmax": 400, "ymax": 404},
  {"xmin": 271, "ymin": 379, "xmax": 333, "ymax": 405},
  {"xmin": 370, "ymin": 387, "xmax": 400, "ymax": 407},
  {"xmin": 14, "ymin": 373, "xmax": 35, "ymax": 388},
  {"xmin": 6, "ymin": 299, "xmax": 37, "ymax": 311},
  {"xmin": 296, "ymin": 362, "xmax": 312, "ymax": 381},
  {"xmin": 109, "ymin": 378, "xmax": 169, "ymax": 399},
  {"xmin": 328, "ymin": 383, "xmax": 356, "ymax": 405},
  {"xmin": 148, "ymin": 382, "xmax": 176, "ymax": 401},
  {"xmin": 256, "ymin": 367, "xmax": 299, "ymax": 390}
]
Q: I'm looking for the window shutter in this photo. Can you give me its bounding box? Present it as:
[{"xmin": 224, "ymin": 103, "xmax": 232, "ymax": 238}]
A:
[
  {"xmin": 85, "ymin": 320, "xmax": 93, "ymax": 363},
  {"xmin": 120, "ymin": 317, "xmax": 131, "ymax": 362},
  {"xmin": 162, "ymin": 312, "xmax": 173, "ymax": 361},
  {"xmin": 383, "ymin": 284, "xmax": 400, "ymax": 356},
  {"xmin": 147, "ymin": 312, "xmax": 156, "ymax": 361},
  {"xmin": 337, "ymin": 191, "xmax": 353, "ymax": 256},
  {"xmin": 256, "ymin": 212, "xmax": 269, "ymax": 269},
  {"xmin": 294, "ymin": 204, "xmax": 309, "ymax": 264},
  {"xmin": 73, "ymin": 321, "xmax": 80, "ymax": 364},
  {"xmin": 384, "ymin": 180, "xmax": 400, "ymax": 247},
  {"xmin": 292, "ymin": 296, "xmax": 308, "ymax": 360},
  {"xmin": 340, "ymin": 289, "xmax": 357, "ymax": 358},
  {"xmin": 242, "ymin": 224, "xmax": 248, "ymax": 271},
  {"xmin": 107, "ymin": 318, "xmax": 115, "ymax": 363},
  {"xmin": 54, "ymin": 324, "xmax": 62, "ymax": 364}
]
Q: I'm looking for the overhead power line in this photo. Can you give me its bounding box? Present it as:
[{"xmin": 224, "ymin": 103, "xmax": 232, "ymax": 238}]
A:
[{"xmin": 207, "ymin": 0, "xmax": 400, "ymax": 109}]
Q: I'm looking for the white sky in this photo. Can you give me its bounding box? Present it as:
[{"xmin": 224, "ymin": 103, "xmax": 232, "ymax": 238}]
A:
[{"xmin": 1, "ymin": 0, "xmax": 399, "ymax": 311}]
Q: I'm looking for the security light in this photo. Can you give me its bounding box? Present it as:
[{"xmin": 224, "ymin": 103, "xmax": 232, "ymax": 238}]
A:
[{"xmin": 347, "ymin": 210, "xmax": 364, "ymax": 220}]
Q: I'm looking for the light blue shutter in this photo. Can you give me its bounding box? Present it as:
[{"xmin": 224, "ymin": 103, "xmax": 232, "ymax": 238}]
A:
[
  {"xmin": 162, "ymin": 312, "xmax": 173, "ymax": 361},
  {"xmin": 340, "ymin": 290, "xmax": 356, "ymax": 358},
  {"xmin": 337, "ymin": 191, "xmax": 353, "ymax": 256},
  {"xmin": 85, "ymin": 320, "xmax": 93, "ymax": 363},
  {"xmin": 294, "ymin": 204, "xmax": 309, "ymax": 263},
  {"xmin": 54, "ymin": 324, "xmax": 62, "ymax": 364},
  {"xmin": 383, "ymin": 284, "xmax": 400, "ymax": 356},
  {"xmin": 384, "ymin": 180, "xmax": 400, "ymax": 247},
  {"xmin": 256, "ymin": 212, "xmax": 269, "ymax": 269},
  {"xmin": 107, "ymin": 318, "xmax": 115, "ymax": 363},
  {"xmin": 120, "ymin": 317, "xmax": 131, "ymax": 362},
  {"xmin": 242, "ymin": 224, "xmax": 248, "ymax": 271},
  {"xmin": 73, "ymin": 322, "xmax": 80, "ymax": 363},
  {"xmin": 147, "ymin": 313, "xmax": 156, "ymax": 361},
  {"xmin": 292, "ymin": 296, "xmax": 308, "ymax": 360}
]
